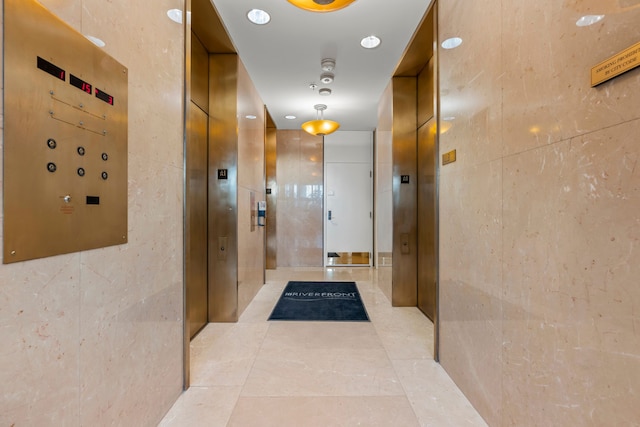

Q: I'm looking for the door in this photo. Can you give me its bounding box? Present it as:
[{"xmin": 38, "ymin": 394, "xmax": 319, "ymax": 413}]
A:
[{"xmin": 324, "ymin": 131, "xmax": 373, "ymax": 266}]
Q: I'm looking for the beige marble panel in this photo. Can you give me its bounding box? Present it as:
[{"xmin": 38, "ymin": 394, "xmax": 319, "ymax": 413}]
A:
[
  {"xmin": 438, "ymin": 159, "xmax": 503, "ymax": 426},
  {"xmin": 438, "ymin": 1, "xmax": 640, "ymax": 425},
  {"xmin": 237, "ymin": 59, "xmax": 266, "ymax": 316},
  {"xmin": 502, "ymin": 119, "xmax": 640, "ymax": 426},
  {"xmin": 237, "ymin": 59, "xmax": 265, "ymax": 191},
  {"xmin": 276, "ymin": 130, "xmax": 324, "ymax": 266},
  {"xmin": 438, "ymin": 0, "xmax": 503, "ymax": 170},
  {"xmin": 0, "ymin": 255, "xmax": 81, "ymax": 426},
  {"xmin": 1, "ymin": 0, "xmax": 185, "ymax": 425},
  {"xmin": 37, "ymin": 0, "xmax": 82, "ymax": 28},
  {"xmin": 82, "ymin": 0, "xmax": 185, "ymax": 169},
  {"xmin": 502, "ymin": 0, "xmax": 640, "ymax": 156},
  {"xmin": 376, "ymin": 82, "xmax": 394, "ymax": 259},
  {"xmin": 237, "ymin": 188, "xmax": 265, "ymax": 314},
  {"xmin": 79, "ymin": 0, "xmax": 185, "ymax": 423}
]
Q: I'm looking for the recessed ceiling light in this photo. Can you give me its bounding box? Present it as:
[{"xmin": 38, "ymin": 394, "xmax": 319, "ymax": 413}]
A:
[
  {"xmin": 361, "ymin": 35, "xmax": 381, "ymax": 49},
  {"xmin": 319, "ymin": 88, "xmax": 332, "ymax": 96},
  {"xmin": 246, "ymin": 115, "xmax": 257, "ymax": 120},
  {"xmin": 85, "ymin": 35, "xmax": 105, "ymax": 47},
  {"xmin": 441, "ymin": 37, "xmax": 462, "ymax": 49},
  {"xmin": 247, "ymin": 9, "xmax": 270, "ymax": 25},
  {"xmin": 576, "ymin": 15, "xmax": 605, "ymax": 27},
  {"xmin": 285, "ymin": 115, "xmax": 297, "ymax": 120},
  {"xmin": 167, "ymin": 9, "xmax": 182, "ymax": 24}
]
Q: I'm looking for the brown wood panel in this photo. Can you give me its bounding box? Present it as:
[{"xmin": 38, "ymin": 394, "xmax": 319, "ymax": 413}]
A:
[
  {"xmin": 186, "ymin": 102, "xmax": 209, "ymax": 337},
  {"xmin": 208, "ymin": 54, "xmax": 239, "ymax": 322},
  {"xmin": 417, "ymin": 119, "xmax": 437, "ymax": 321},
  {"xmin": 391, "ymin": 77, "xmax": 418, "ymax": 306},
  {"xmin": 265, "ymin": 123, "xmax": 277, "ymax": 269}
]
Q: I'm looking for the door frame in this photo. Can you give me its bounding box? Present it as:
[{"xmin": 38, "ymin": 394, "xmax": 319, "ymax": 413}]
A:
[{"xmin": 323, "ymin": 131, "xmax": 374, "ymax": 267}]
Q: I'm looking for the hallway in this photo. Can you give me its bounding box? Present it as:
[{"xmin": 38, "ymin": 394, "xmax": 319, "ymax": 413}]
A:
[{"xmin": 159, "ymin": 268, "xmax": 487, "ymax": 426}]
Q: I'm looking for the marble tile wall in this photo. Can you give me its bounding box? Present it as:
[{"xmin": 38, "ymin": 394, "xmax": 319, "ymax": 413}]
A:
[
  {"xmin": 0, "ymin": 0, "xmax": 185, "ymax": 425},
  {"xmin": 437, "ymin": 0, "xmax": 640, "ymax": 425},
  {"xmin": 376, "ymin": 82, "xmax": 394, "ymax": 266},
  {"xmin": 275, "ymin": 130, "xmax": 324, "ymax": 267},
  {"xmin": 237, "ymin": 60, "xmax": 266, "ymax": 316}
]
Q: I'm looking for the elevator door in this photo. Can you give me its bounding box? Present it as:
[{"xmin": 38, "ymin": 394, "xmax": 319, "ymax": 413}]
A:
[
  {"xmin": 186, "ymin": 102, "xmax": 208, "ymax": 338},
  {"xmin": 417, "ymin": 118, "xmax": 437, "ymax": 320}
]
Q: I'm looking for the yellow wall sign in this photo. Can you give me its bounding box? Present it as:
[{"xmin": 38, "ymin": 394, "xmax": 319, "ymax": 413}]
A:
[{"xmin": 591, "ymin": 41, "xmax": 640, "ymax": 87}]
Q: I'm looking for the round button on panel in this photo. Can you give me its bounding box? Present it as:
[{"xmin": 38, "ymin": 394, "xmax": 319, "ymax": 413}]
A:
[
  {"xmin": 101, "ymin": 171, "xmax": 108, "ymax": 180},
  {"xmin": 47, "ymin": 162, "xmax": 57, "ymax": 172},
  {"xmin": 77, "ymin": 167, "xmax": 85, "ymax": 177},
  {"xmin": 101, "ymin": 153, "xmax": 108, "ymax": 161},
  {"xmin": 77, "ymin": 146, "xmax": 86, "ymax": 156},
  {"xmin": 47, "ymin": 138, "xmax": 57, "ymax": 149}
]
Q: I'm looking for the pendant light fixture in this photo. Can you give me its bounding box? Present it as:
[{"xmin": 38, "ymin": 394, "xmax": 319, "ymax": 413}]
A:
[
  {"xmin": 302, "ymin": 104, "xmax": 340, "ymax": 136},
  {"xmin": 287, "ymin": 0, "xmax": 357, "ymax": 13}
]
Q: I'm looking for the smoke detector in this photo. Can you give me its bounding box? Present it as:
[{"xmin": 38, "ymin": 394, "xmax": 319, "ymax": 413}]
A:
[
  {"xmin": 321, "ymin": 58, "xmax": 335, "ymax": 71},
  {"xmin": 319, "ymin": 88, "xmax": 332, "ymax": 96},
  {"xmin": 320, "ymin": 72, "xmax": 334, "ymax": 84}
]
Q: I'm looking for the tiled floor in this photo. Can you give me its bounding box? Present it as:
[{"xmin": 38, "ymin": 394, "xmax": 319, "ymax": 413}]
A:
[{"xmin": 159, "ymin": 267, "xmax": 487, "ymax": 427}]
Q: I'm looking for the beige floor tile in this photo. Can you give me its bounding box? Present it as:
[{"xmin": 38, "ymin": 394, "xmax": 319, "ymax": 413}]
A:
[
  {"xmin": 160, "ymin": 267, "xmax": 486, "ymax": 426},
  {"xmin": 371, "ymin": 306, "xmax": 435, "ymax": 360},
  {"xmin": 190, "ymin": 323, "xmax": 269, "ymax": 386},
  {"xmin": 227, "ymin": 396, "xmax": 420, "ymax": 427},
  {"xmin": 158, "ymin": 386, "xmax": 241, "ymax": 427},
  {"xmin": 260, "ymin": 322, "xmax": 382, "ymax": 351},
  {"xmin": 393, "ymin": 359, "xmax": 488, "ymax": 427},
  {"xmin": 242, "ymin": 346, "xmax": 404, "ymax": 397}
]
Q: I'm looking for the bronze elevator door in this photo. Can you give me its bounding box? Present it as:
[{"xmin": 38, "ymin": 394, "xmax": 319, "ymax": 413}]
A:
[
  {"xmin": 186, "ymin": 102, "xmax": 209, "ymax": 338},
  {"xmin": 417, "ymin": 119, "xmax": 437, "ymax": 321}
]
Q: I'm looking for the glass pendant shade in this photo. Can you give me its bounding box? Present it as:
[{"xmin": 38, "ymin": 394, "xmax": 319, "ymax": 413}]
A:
[
  {"xmin": 287, "ymin": 0, "xmax": 357, "ymax": 13},
  {"xmin": 302, "ymin": 104, "xmax": 340, "ymax": 136},
  {"xmin": 301, "ymin": 119, "xmax": 340, "ymax": 136}
]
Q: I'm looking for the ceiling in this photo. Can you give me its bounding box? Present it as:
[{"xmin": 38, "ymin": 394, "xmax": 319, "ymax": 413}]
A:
[{"xmin": 203, "ymin": 0, "xmax": 434, "ymax": 131}]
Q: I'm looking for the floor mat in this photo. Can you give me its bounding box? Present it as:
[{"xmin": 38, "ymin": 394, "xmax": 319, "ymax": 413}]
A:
[{"xmin": 268, "ymin": 281, "xmax": 369, "ymax": 321}]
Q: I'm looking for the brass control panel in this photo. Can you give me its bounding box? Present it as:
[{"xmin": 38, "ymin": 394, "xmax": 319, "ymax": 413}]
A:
[{"xmin": 3, "ymin": 0, "xmax": 128, "ymax": 263}]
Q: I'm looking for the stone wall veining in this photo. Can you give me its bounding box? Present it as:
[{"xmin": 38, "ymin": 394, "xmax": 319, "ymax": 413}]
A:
[
  {"xmin": 437, "ymin": 0, "xmax": 640, "ymax": 425},
  {"xmin": 237, "ymin": 59, "xmax": 266, "ymax": 315},
  {"xmin": 376, "ymin": 82, "xmax": 394, "ymax": 269},
  {"xmin": 0, "ymin": 1, "xmax": 185, "ymax": 425},
  {"xmin": 275, "ymin": 130, "xmax": 324, "ymax": 267}
]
